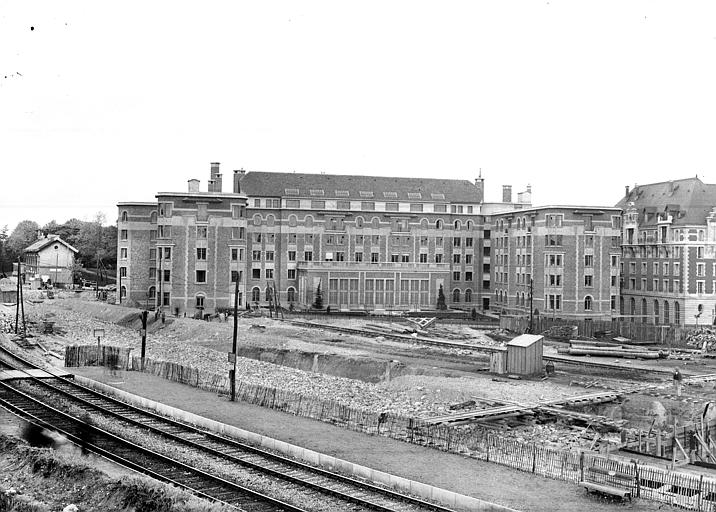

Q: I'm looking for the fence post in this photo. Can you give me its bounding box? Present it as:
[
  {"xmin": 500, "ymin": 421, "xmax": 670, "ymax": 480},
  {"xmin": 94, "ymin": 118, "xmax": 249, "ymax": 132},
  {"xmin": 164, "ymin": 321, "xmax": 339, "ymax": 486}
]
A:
[
  {"xmin": 486, "ymin": 434, "xmax": 491, "ymax": 462},
  {"xmin": 633, "ymin": 461, "xmax": 640, "ymax": 498},
  {"xmin": 698, "ymin": 474, "xmax": 703, "ymax": 512},
  {"xmin": 532, "ymin": 443, "xmax": 537, "ymax": 473},
  {"xmin": 579, "ymin": 452, "xmax": 584, "ymax": 482}
]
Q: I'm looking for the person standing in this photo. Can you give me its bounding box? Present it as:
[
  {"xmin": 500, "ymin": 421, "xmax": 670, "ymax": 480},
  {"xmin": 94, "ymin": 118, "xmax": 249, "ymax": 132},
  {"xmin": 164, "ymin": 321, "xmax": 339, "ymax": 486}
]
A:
[{"xmin": 673, "ymin": 368, "xmax": 683, "ymax": 397}]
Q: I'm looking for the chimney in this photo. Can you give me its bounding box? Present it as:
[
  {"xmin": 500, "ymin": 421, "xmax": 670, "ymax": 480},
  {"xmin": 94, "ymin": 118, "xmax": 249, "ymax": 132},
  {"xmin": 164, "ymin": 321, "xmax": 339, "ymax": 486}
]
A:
[
  {"xmin": 625, "ymin": 185, "xmax": 630, "ymax": 197},
  {"xmin": 36, "ymin": 229, "xmax": 44, "ymax": 240},
  {"xmin": 210, "ymin": 162, "xmax": 222, "ymax": 192},
  {"xmin": 207, "ymin": 179, "xmax": 215, "ymax": 192},
  {"xmin": 519, "ymin": 184, "xmax": 532, "ymax": 204},
  {"xmin": 233, "ymin": 168, "xmax": 246, "ymax": 193},
  {"xmin": 502, "ymin": 185, "xmax": 512, "ymax": 203},
  {"xmin": 474, "ymin": 172, "xmax": 485, "ymax": 203},
  {"xmin": 188, "ymin": 179, "xmax": 200, "ymax": 193}
]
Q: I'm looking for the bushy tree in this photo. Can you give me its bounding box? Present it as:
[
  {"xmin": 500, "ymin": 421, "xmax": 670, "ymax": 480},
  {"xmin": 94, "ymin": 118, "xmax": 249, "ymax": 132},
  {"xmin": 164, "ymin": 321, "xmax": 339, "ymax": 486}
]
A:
[
  {"xmin": 7, "ymin": 220, "xmax": 40, "ymax": 262},
  {"xmin": 437, "ymin": 284, "xmax": 447, "ymax": 310},
  {"xmin": 313, "ymin": 282, "xmax": 324, "ymax": 309}
]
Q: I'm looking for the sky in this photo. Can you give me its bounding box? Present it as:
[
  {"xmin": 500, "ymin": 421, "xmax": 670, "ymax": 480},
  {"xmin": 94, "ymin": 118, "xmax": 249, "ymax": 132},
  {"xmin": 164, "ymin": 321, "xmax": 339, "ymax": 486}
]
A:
[{"xmin": 2, "ymin": 1, "xmax": 716, "ymax": 233}]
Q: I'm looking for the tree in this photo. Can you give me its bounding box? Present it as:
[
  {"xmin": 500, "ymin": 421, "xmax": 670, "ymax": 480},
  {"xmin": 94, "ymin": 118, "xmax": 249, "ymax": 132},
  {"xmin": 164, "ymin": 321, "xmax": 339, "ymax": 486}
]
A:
[
  {"xmin": 76, "ymin": 212, "xmax": 108, "ymax": 270},
  {"xmin": 7, "ymin": 220, "xmax": 40, "ymax": 262},
  {"xmin": 437, "ymin": 284, "xmax": 447, "ymax": 310},
  {"xmin": 313, "ymin": 282, "xmax": 324, "ymax": 309},
  {"xmin": 0, "ymin": 225, "xmax": 9, "ymax": 275}
]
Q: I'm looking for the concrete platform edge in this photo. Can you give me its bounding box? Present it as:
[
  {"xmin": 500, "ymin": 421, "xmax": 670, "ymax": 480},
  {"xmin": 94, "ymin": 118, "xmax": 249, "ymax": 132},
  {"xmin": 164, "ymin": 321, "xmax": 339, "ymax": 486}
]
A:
[{"xmin": 74, "ymin": 374, "xmax": 519, "ymax": 512}]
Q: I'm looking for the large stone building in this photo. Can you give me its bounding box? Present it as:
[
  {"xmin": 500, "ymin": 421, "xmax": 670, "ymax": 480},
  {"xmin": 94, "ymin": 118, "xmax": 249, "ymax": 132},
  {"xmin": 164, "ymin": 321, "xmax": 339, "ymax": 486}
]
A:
[
  {"xmin": 490, "ymin": 206, "xmax": 623, "ymax": 320},
  {"xmin": 616, "ymin": 177, "xmax": 716, "ymax": 326},
  {"xmin": 117, "ymin": 163, "xmax": 533, "ymax": 316}
]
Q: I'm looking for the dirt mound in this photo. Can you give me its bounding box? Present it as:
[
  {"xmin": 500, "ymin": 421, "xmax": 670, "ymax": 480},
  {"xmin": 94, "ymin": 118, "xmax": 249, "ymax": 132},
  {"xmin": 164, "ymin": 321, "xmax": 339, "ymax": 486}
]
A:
[{"xmin": 0, "ymin": 434, "xmax": 231, "ymax": 512}]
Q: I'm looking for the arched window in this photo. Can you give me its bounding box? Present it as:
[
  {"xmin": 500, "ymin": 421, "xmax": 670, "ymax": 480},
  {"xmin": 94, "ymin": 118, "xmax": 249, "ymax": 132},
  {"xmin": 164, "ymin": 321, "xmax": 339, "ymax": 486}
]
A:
[
  {"xmin": 120, "ymin": 286, "xmax": 127, "ymax": 299},
  {"xmin": 466, "ymin": 220, "xmax": 473, "ymax": 230},
  {"xmin": 420, "ymin": 218, "xmax": 429, "ymax": 229},
  {"xmin": 251, "ymin": 287, "xmax": 261, "ymax": 302},
  {"xmin": 436, "ymin": 219, "xmax": 444, "ymax": 230},
  {"xmin": 288, "ymin": 215, "xmax": 298, "ymax": 227},
  {"xmin": 452, "ymin": 289, "xmax": 460, "ymax": 303},
  {"xmin": 654, "ymin": 300, "xmax": 660, "ymax": 325},
  {"xmin": 150, "ymin": 211, "xmax": 157, "ymax": 224},
  {"xmin": 265, "ymin": 288, "xmax": 273, "ymax": 301},
  {"xmin": 355, "ymin": 216, "xmax": 364, "ymax": 228},
  {"xmin": 148, "ymin": 286, "xmax": 156, "ymax": 299},
  {"xmin": 287, "ymin": 287, "xmax": 296, "ymax": 303},
  {"xmin": 305, "ymin": 215, "xmax": 314, "ymax": 228},
  {"xmin": 664, "ymin": 301, "xmax": 670, "ymax": 324},
  {"xmin": 675, "ymin": 302, "xmax": 680, "ymax": 324},
  {"xmin": 641, "ymin": 298, "xmax": 647, "ymax": 323},
  {"xmin": 584, "ymin": 295, "xmax": 593, "ymax": 311},
  {"xmin": 266, "ymin": 214, "xmax": 275, "ymax": 227},
  {"xmin": 371, "ymin": 216, "xmax": 380, "ymax": 228},
  {"xmin": 630, "ymin": 298, "xmax": 636, "ymax": 322},
  {"xmin": 465, "ymin": 289, "xmax": 472, "ymax": 302},
  {"xmin": 195, "ymin": 294, "xmax": 205, "ymax": 309},
  {"xmin": 453, "ymin": 220, "xmax": 461, "ymax": 230},
  {"xmin": 252, "ymin": 214, "xmax": 262, "ymax": 226},
  {"xmin": 329, "ymin": 218, "xmax": 338, "ymax": 230},
  {"xmin": 121, "ymin": 211, "xmax": 128, "ymax": 222}
]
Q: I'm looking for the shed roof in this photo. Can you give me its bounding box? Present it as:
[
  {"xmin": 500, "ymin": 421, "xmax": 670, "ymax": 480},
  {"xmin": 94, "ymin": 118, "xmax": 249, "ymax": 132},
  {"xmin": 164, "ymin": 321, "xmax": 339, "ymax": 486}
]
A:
[
  {"xmin": 23, "ymin": 235, "xmax": 78, "ymax": 254},
  {"xmin": 507, "ymin": 334, "xmax": 544, "ymax": 347}
]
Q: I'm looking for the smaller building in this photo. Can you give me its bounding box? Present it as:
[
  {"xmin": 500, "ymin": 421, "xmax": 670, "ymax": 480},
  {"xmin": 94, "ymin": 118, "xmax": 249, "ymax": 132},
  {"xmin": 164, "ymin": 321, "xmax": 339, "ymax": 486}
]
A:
[
  {"xmin": 23, "ymin": 235, "xmax": 79, "ymax": 288},
  {"xmin": 506, "ymin": 334, "xmax": 544, "ymax": 376},
  {"xmin": 0, "ymin": 277, "xmax": 17, "ymax": 303}
]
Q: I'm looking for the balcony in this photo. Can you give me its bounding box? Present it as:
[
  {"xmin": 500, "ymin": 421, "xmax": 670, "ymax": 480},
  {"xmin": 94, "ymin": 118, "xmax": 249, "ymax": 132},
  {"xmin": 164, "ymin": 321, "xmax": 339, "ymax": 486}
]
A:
[{"xmin": 296, "ymin": 261, "xmax": 450, "ymax": 271}]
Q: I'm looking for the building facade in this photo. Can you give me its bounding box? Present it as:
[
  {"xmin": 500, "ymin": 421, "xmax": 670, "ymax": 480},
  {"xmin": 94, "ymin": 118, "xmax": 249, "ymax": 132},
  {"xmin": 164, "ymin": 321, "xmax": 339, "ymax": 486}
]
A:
[
  {"xmin": 22, "ymin": 234, "xmax": 78, "ymax": 288},
  {"xmin": 616, "ymin": 178, "xmax": 716, "ymax": 326},
  {"xmin": 490, "ymin": 206, "xmax": 623, "ymax": 320},
  {"xmin": 117, "ymin": 163, "xmax": 532, "ymax": 315}
]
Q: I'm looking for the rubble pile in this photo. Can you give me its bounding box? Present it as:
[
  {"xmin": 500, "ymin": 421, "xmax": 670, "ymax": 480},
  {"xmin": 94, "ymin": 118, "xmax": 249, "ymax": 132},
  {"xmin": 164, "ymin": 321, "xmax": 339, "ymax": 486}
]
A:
[
  {"xmin": 541, "ymin": 325, "xmax": 578, "ymax": 339},
  {"xmin": 686, "ymin": 328, "xmax": 716, "ymax": 351}
]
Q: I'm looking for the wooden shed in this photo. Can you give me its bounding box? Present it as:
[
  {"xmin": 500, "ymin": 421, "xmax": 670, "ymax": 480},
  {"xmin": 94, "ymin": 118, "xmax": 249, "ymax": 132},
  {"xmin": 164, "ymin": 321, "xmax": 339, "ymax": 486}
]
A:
[
  {"xmin": 0, "ymin": 278, "xmax": 17, "ymax": 304},
  {"xmin": 489, "ymin": 348, "xmax": 507, "ymax": 374},
  {"xmin": 506, "ymin": 334, "xmax": 544, "ymax": 376}
]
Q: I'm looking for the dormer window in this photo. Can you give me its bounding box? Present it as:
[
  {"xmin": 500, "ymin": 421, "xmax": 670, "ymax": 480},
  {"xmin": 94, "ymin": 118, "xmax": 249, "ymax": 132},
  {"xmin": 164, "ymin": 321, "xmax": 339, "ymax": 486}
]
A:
[
  {"xmin": 309, "ymin": 189, "xmax": 324, "ymax": 196},
  {"xmin": 359, "ymin": 191, "xmax": 374, "ymax": 198},
  {"xmin": 407, "ymin": 192, "xmax": 422, "ymax": 199},
  {"xmin": 285, "ymin": 188, "xmax": 300, "ymax": 196}
]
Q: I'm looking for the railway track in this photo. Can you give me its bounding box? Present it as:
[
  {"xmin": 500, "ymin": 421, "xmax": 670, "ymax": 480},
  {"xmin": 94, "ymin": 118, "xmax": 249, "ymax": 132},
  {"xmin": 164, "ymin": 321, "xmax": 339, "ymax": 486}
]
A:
[{"xmin": 0, "ymin": 346, "xmax": 456, "ymax": 512}]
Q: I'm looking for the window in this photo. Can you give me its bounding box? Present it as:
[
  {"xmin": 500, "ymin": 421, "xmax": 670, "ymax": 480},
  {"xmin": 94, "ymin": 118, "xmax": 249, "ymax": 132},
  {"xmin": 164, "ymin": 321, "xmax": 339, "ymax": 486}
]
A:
[
  {"xmin": 354, "ymin": 252, "xmax": 363, "ymax": 262},
  {"xmin": 197, "ymin": 226, "xmax": 208, "ymax": 238},
  {"xmin": 674, "ymin": 279, "xmax": 680, "ymax": 292},
  {"xmin": 435, "ymin": 253, "xmax": 443, "ymax": 263},
  {"xmin": 452, "ymin": 289, "xmax": 461, "ymax": 302},
  {"xmin": 361, "ymin": 201, "xmax": 375, "ymax": 211},
  {"xmin": 232, "ymin": 205, "xmax": 244, "ymax": 218},
  {"xmin": 196, "ymin": 248, "xmax": 207, "ymax": 260},
  {"xmin": 162, "ymin": 292, "xmax": 170, "ymax": 306},
  {"xmin": 254, "ymin": 199, "xmax": 261, "ymax": 207},
  {"xmin": 453, "ymin": 254, "xmax": 461, "ymax": 264},
  {"xmin": 419, "ymin": 253, "xmax": 428, "ymax": 263},
  {"xmin": 252, "ymin": 250, "xmax": 261, "ymax": 261},
  {"xmin": 265, "ymin": 251, "xmax": 274, "ymax": 261},
  {"xmin": 232, "ymin": 227, "xmax": 245, "ymax": 239},
  {"xmin": 286, "ymin": 199, "xmax": 300, "ymax": 209},
  {"xmin": 159, "ymin": 202, "xmax": 172, "ymax": 217},
  {"xmin": 288, "ymin": 250, "xmax": 296, "ymax": 261},
  {"xmin": 162, "ymin": 247, "xmax": 171, "ymax": 259},
  {"xmin": 119, "ymin": 267, "xmax": 127, "ymax": 277},
  {"xmin": 120, "ymin": 229, "xmax": 128, "ymax": 240},
  {"xmin": 265, "ymin": 268, "xmax": 274, "ymax": 279},
  {"xmin": 150, "ymin": 230, "xmax": 157, "ymax": 241},
  {"xmin": 195, "ymin": 295, "xmax": 205, "ymax": 308},
  {"xmin": 465, "ymin": 271, "xmax": 473, "ymax": 281},
  {"xmin": 453, "ymin": 237, "xmax": 461, "ymax": 247},
  {"xmin": 287, "ymin": 269, "xmax": 296, "ymax": 280},
  {"xmin": 251, "ymin": 287, "xmax": 261, "ymax": 302},
  {"xmin": 311, "ymin": 200, "xmax": 325, "ymax": 209},
  {"xmin": 148, "ymin": 286, "xmax": 156, "ymax": 299},
  {"xmin": 386, "ymin": 202, "xmax": 399, "ymax": 212},
  {"xmin": 698, "ymin": 246, "xmax": 705, "ymax": 258},
  {"xmin": 584, "ymin": 275, "xmax": 593, "ymax": 287},
  {"xmin": 410, "ymin": 203, "xmax": 423, "ymax": 212},
  {"xmin": 120, "ymin": 248, "xmax": 127, "ymax": 259},
  {"xmin": 149, "ymin": 267, "xmax": 156, "ymax": 279},
  {"xmin": 698, "ymin": 281, "xmax": 705, "ymax": 294},
  {"xmin": 584, "ymin": 255, "xmax": 594, "ymax": 267},
  {"xmin": 453, "ymin": 271, "xmax": 461, "ymax": 281},
  {"xmin": 610, "ymin": 295, "xmax": 617, "ymax": 311},
  {"xmin": 371, "ymin": 252, "xmax": 379, "ymax": 263},
  {"xmin": 150, "ymin": 211, "xmax": 157, "ymax": 224},
  {"xmin": 434, "ymin": 204, "xmax": 447, "ymax": 213},
  {"xmin": 163, "ymin": 269, "xmax": 171, "ymax": 282},
  {"xmin": 252, "ymin": 268, "xmax": 261, "ymax": 279},
  {"xmin": 231, "ymin": 270, "xmax": 239, "ymax": 282},
  {"xmin": 584, "ymin": 296, "xmax": 593, "ymax": 311},
  {"xmin": 196, "ymin": 270, "xmax": 206, "ymax": 283},
  {"xmin": 697, "ymin": 263, "xmax": 706, "ymax": 277},
  {"xmin": 465, "ymin": 237, "xmax": 473, "ymax": 247},
  {"xmin": 231, "ymin": 248, "xmax": 238, "ymax": 261},
  {"xmin": 465, "ymin": 254, "xmax": 473, "ymax": 264},
  {"xmin": 304, "ymin": 251, "xmax": 313, "ymax": 261}
]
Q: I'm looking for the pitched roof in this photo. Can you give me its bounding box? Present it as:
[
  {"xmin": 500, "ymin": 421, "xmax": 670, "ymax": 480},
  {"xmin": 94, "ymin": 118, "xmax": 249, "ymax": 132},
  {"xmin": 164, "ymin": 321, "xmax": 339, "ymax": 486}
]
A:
[
  {"xmin": 614, "ymin": 177, "xmax": 716, "ymax": 226},
  {"xmin": 23, "ymin": 235, "xmax": 79, "ymax": 254},
  {"xmin": 238, "ymin": 171, "xmax": 481, "ymax": 203}
]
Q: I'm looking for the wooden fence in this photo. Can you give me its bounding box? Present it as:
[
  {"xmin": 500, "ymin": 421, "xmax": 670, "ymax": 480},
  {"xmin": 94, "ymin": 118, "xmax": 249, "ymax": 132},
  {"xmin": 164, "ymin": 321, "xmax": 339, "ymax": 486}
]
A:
[
  {"xmin": 66, "ymin": 345, "xmax": 716, "ymax": 511},
  {"xmin": 64, "ymin": 345, "xmax": 134, "ymax": 370},
  {"xmin": 499, "ymin": 315, "xmax": 695, "ymax": 346}
]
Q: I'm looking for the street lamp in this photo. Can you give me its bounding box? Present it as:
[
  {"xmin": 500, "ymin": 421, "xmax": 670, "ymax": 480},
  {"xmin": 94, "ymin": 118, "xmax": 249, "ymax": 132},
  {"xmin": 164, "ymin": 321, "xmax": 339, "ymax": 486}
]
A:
[{"xmin": 54, "ymin": 245, "xmax": 59, "ymax": 288}]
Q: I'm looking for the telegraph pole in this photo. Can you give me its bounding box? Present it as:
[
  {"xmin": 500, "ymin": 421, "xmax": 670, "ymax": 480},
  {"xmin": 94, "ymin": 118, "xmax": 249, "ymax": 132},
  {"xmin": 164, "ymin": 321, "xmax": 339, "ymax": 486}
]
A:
[
  {"xmin": 529, "ymin": 277, "xmax": 534, "ymax": 334},
  {"xmin": 14, "ymin": 258, "xmax": 25, "ymax": 336},
  {"xmin": 157, "ymin": 252, "xmax": 163, "ymax": 313},
  {"xmin": 139, "ymin": 309, "xmax": 148, "ymax": 369},
  {"xmin": 230, "ymin": 276, "xmax": 239, "ymax": 401}
]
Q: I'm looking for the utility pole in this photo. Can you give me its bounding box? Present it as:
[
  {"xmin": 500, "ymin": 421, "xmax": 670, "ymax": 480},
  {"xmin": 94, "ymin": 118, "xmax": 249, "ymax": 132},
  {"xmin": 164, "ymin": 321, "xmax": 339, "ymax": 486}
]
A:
[
  {"xmin": 14, "ymin": 258, "xmax": 25, "ymax": 336},
  {"xmin": 119, "ymin": 271, "xmax": 123, "ymax": 305},
  {"xmin": 157, "ymin": 251, "xmax": 163, "ymax": 313},
  {"xmin": 95, "ymin": 251, "xmax": 99, "ymax": 297},
  {"xmin": 230, "ymin": 275, "xmax": 239, "ymax": 401},
  {"xmin": 139, "ymin": 309, "xmax": 148, "ymax": 369},
  {"xmin": 529, "ymin": 277, "xmax": 534, "ymax": 334}
]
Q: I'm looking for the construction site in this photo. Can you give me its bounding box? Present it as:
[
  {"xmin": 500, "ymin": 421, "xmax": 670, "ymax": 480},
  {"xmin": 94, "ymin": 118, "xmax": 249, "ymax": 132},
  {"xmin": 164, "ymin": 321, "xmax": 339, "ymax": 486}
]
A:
[{"xmin": 3, "ymin": 289, "xmax": 716, "ymax": 511}]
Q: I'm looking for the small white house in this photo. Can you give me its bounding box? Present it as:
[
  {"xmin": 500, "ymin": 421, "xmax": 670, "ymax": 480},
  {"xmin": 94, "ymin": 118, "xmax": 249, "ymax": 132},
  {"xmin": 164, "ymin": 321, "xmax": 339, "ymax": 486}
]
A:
[{"xmin": 23, "ymin": 235, "xmax": 79, "ymax": 288}]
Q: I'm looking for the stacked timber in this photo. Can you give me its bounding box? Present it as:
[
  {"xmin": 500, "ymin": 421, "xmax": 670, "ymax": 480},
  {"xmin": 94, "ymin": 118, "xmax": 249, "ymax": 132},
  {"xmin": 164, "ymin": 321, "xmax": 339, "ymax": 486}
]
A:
[
  {"xmin": 685, "ymin": 328, "xmax": 716, "ymax": 352},
  {"xmin": 557, "ymin": 340, "xmax": 664, "ymax": 359}
]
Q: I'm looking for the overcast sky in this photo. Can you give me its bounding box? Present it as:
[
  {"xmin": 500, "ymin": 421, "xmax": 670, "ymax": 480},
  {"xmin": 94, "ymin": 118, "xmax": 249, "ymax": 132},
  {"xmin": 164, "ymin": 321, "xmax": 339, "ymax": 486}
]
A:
[{"xmin": 2, "ymin": 1, "xmax": 716, "ymax": 233}]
